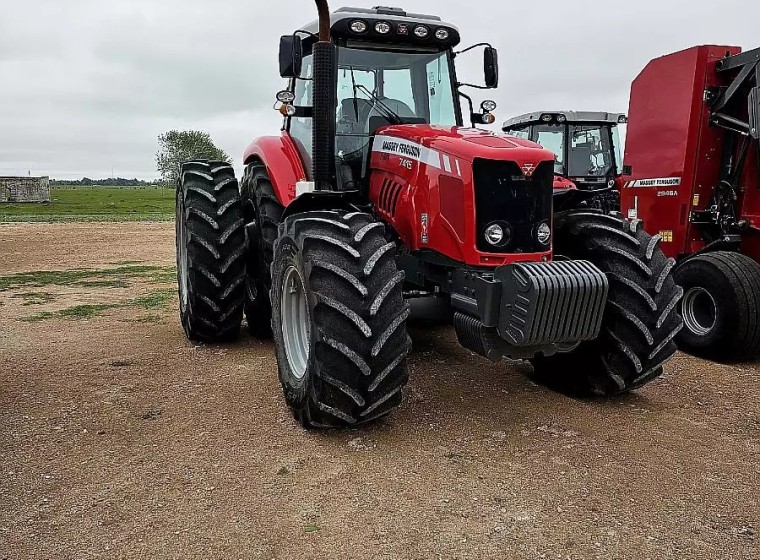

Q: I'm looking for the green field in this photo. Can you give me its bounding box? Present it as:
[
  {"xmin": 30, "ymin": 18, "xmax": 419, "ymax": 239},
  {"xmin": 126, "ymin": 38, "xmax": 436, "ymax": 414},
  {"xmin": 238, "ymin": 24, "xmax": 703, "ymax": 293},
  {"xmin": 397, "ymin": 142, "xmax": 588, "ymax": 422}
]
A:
[{"xmin": 0, "ymin": 187, "xmax": 175, "ymax": 222}]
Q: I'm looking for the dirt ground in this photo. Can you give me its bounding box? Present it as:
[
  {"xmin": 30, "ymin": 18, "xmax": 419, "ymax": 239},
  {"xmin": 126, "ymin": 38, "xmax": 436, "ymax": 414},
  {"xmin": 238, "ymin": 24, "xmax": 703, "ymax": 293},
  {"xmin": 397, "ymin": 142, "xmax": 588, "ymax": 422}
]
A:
[{"xmin": 1, "ymin": 222, "xmax": 758, "ymax": 560}]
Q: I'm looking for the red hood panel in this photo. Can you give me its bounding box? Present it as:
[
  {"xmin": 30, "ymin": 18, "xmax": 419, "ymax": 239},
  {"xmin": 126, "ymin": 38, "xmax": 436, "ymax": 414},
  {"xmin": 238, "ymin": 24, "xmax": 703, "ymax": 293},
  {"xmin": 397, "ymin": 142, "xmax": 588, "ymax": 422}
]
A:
[{"xmin": 377, "ymin": 124, "xmax": 554, "ymax": 164}]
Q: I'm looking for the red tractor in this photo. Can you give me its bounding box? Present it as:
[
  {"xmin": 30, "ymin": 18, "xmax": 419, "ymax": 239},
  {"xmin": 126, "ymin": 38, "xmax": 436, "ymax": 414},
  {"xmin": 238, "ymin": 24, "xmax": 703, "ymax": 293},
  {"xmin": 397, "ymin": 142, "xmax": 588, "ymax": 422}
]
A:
[
  {"xmin": 620, "ymin": 45, "xmax": 760, "ymax": 362},
  {"xmin": 174, "ymin": 2, "xmax": 682, "ymax": 429},
  {"xmin": 502, "ymin": 111, "xmax": 627, "ymax": 214}
]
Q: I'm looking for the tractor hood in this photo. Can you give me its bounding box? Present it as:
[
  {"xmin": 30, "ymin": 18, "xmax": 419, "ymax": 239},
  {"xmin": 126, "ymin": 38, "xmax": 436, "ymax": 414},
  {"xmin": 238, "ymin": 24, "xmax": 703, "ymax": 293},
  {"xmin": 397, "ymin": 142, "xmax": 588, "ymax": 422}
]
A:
[{"xmin": 374, "ymin": 124, "xmax": 555, "ymax": 167}]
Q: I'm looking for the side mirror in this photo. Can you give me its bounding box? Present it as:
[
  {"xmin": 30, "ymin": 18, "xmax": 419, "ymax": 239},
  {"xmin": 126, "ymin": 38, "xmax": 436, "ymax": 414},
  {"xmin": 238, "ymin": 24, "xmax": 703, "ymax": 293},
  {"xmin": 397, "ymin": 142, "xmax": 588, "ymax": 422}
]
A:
[
  {"xmin": 279, "ymin": 35, "xmax": 303, "ymax": 79},
  {"xmin": 484, "ymin": 47, "xmax": 499, "ymax": 89}
]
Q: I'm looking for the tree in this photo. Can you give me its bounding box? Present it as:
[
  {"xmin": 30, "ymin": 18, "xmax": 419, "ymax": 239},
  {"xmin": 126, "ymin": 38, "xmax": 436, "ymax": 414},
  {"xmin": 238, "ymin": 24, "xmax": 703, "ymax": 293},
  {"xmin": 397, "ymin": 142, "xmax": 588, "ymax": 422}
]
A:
[{"xmin": 156, "ymin": 130, "xmax": 232, "ymax": 185}]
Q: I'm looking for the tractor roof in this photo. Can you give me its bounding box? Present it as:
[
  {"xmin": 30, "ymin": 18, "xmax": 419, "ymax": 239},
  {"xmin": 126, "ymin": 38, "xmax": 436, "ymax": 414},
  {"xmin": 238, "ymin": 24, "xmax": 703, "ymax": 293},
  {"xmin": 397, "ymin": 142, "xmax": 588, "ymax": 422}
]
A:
[
  {"xmin": 300, "ymin": 6, "xmax": 461, "ymax": 49},
  {"xmin": 503, "ymin": 111, "xmax": 628, "ymax": 130}
]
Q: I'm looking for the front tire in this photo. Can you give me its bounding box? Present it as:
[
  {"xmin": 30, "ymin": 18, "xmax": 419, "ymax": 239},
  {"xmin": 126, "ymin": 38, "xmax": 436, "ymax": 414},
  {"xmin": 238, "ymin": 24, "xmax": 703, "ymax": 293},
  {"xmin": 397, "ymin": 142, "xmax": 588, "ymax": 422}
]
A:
[
  {"xmin": 533, "ymin": 211, "xmax": 684, "ymax": 395},
  {"xmin": 675, "ymin": 251, "xmax": 760, "ymax": 361},
  {"xmin": 271, "ymin": 211, "xmax": 411, "ymax": 428},
  {"xmin": 175, "ymin": 161, "xmax": 246, "ymax": 342}
]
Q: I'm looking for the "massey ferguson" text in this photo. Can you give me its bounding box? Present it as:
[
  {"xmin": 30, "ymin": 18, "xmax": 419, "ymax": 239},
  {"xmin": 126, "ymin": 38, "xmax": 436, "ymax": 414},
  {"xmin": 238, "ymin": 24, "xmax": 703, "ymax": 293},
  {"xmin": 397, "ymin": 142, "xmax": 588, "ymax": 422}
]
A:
[{"xmin": 381, "ymin": 141, "xmax": 422, "ymax": 159}]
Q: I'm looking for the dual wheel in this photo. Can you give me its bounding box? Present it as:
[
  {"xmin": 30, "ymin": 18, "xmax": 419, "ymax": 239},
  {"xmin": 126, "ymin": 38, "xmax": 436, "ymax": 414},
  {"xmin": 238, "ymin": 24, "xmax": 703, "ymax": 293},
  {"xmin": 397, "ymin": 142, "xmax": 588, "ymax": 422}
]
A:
[{"xmin": 177, "ymin": 162, "xmax": 411, "ymax": 428}]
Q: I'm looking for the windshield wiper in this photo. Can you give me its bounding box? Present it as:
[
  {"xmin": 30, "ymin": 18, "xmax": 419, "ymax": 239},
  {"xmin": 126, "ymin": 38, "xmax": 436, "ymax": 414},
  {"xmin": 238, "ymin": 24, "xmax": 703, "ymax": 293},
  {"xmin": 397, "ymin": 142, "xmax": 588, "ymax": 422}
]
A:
[{"xmin": 349, "ymin": 67, "xmax": 403, "ymax": 125}]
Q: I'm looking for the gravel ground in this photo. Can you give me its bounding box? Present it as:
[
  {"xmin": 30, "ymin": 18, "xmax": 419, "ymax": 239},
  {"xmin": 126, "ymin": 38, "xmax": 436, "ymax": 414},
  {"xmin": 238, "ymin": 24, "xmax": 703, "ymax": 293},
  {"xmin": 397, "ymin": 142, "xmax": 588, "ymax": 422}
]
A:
[{"xmin": 1, "ymin": 222, "xmax": 758, "ymax": 559}]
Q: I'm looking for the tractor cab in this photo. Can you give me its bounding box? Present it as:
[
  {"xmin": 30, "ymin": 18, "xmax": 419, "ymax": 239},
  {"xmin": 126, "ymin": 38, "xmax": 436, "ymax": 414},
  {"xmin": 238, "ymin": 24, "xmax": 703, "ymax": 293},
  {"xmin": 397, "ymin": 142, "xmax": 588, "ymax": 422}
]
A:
[
  {"xmin": 503, "ymin": 112, "xmax": 627, "ymax": 207},
  {"xmin": 277, "ymin": 6, "xmax": 499, "ymax": 191}
]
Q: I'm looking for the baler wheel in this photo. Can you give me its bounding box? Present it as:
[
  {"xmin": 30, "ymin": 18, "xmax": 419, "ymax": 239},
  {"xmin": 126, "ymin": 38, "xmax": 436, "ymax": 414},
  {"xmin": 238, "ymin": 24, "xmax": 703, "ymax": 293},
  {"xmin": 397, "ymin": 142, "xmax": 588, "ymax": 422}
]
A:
[
  {"xmin": 271, "ymin": 210, "xmax": 411, "ymax": 428},
  {"xmin": 240, "ymin": 163, "xmax": 284, "ymax": 337},
  {"xmin": 532, "ymin": 211, "xmax": 684, "ymax": 395},
  {"xmin": 175, "ymin": 161, "xmax": 246, "ymax": 342},
  {"xmin": 674, "ymin": 251, "xmax": 760, "ymax": 362}
]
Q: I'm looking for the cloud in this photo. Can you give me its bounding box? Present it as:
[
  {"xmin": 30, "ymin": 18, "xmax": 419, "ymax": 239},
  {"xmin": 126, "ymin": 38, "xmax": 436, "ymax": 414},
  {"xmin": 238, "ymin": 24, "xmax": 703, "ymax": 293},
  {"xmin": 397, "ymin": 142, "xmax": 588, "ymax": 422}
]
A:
[{"xmin": 1, "ymin": 0, "xmax": 758, "ymax": 179}]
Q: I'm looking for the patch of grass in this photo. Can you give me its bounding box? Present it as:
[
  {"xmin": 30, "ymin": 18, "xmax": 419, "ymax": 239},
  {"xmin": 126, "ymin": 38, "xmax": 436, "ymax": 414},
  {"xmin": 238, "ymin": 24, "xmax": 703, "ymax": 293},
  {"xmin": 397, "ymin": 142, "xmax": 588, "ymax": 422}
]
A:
[
  {"xmin": 126, "ymin": 314, "xmax": 164, "ymax": 324},
  {"xmin": 77, "ymin": 279, "xmax": 130, "ymax": 289},
  {"xmin": 304, "ymin": 523, "xmax": 320, "ymax": 533},
  {"xmin": 21, "ymin": 290, "xmax": 175, "ymax": 323},
  {"xmin": 148, "ymin": 269, "xmax": 178, "ymax": 283},
  {"xmin": 129, "ymin": 290, "xmax": 175, "ymax": 310},
  {"xmin": 11, "ymin": 266, "xmax": 179, "ymax": 323},
  {"xmin": 58, "ymin": 304, "xmax": 117, "ymax": 319},
  {"xmin": 22, "ymin": 312, "xmax": 57, "ymax": 323},
  {"xmin": 0, "ymin": 265, "xmax": 174, "ymax": 291},
  {"xmin": 24, "ymin": 304, "xmax": 118, "ymax": 322},
  {"xmin": 22, "ymin": 304, "xmax": 119, "ymax": 323},
  {"xmin": 11, "ymin": 292, "xmax": 56, "ymax": 306},
  {"xmin": 0, "ymin": 186, "xmax": 175, "ymax": 223}
]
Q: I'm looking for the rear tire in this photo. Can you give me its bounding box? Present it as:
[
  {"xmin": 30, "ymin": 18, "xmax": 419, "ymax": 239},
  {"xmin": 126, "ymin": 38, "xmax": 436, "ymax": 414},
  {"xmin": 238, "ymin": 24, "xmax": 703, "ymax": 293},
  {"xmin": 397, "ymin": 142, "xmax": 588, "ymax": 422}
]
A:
[
  {"xmin": 675, "ymin": 251, "xmax": 760, "ymax": 361},
  {"xmin": 532, "ymin": 211, "xmax": 684, "ymax": 395},
  {"xmin": 175, "ymin": 161, "xmax": 246, "ymax": 342},
  {"xmin": 240, "ymin": 163, "xmax": 284, "ymax": 337},
  {"xmin": 271, "ymin": 211, "xmax": 411, "ymax": 428}
]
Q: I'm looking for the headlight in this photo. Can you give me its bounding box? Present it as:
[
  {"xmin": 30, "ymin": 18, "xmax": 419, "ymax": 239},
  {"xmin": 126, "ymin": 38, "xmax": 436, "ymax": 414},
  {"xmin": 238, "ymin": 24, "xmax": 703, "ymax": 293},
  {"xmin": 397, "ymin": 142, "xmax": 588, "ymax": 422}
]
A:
[
  {"xmin": 375, "ymin": 22, "xmax": 391, "ymax": 34},
  {"xmin": 608, "ymin": 179, "xmax": 616, "ymax": 188},
  {"xmin": 414, "ymin": 25, "xmax": 429, "ymax": 38},
  {"xmin": 484, "ymin": 222, "xmax": 512, "ymax": 248},
  {"xmin": 541, "ymin": 114, "xmax": 553, "ymax": 122},
  {"xmin": 481, "ymin": 113, "xmax": 496, "ymax": 125},
  {"xmin": 350, "ymin": 20, "xmax": 368, "ymax": 33},
  {"xmin": 556, "ymin": 114, "xmax": 567, "ymax": 123},
  {"xmin": 481, "ymin": 100, "xmax": 498, "ymax": 113},
  {"xmin": 435, "ymin": 28, "xmax": 450, "ymax": 40},
  {"xmin": 276, "ymin": 90, "xmax": 295, "ymax": 104},
  {"xmin": 485, "ymin": 224, "xmax": 504, "ymax": 246},
  {"xmin": 536, "ymin": 222, "xmax": 551, "ymax": 245}
]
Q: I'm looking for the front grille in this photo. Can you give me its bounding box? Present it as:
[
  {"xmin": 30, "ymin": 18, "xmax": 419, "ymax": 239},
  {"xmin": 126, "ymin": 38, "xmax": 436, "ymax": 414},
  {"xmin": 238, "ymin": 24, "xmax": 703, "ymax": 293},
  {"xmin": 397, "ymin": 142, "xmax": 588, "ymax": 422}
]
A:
[{"xmin": 472, "ymin": 159, "xmax": 553, "ymax": 253}]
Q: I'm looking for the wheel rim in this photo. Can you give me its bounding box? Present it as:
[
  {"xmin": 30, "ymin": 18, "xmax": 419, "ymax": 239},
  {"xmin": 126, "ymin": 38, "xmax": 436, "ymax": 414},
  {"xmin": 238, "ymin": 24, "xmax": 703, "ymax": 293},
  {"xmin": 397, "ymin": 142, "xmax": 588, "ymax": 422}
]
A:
[
  {"xmin": 681, "ymin": 286, "xmax": 717, "ymax": 336},
  {"xmin": 177, "ymin": 199, "xmax": 189, "ymax": 310},
  {"xmin": 281, "ymin": 266, "xmax": 310, "ymax": 380}
]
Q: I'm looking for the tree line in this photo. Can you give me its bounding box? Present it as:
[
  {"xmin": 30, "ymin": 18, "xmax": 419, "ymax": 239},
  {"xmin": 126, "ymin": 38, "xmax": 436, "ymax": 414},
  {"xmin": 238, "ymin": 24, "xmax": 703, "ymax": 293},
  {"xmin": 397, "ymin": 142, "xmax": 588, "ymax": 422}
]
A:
[{"xmin": 50, "ymin": 178, "xmax": 157, "ymax": 187}]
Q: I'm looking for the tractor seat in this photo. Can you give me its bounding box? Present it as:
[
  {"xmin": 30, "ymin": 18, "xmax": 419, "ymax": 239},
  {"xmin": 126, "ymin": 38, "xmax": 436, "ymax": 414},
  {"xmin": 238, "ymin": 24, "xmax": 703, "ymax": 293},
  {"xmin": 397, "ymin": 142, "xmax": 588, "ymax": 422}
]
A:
[
  {"xmin": 338, "ymin": 98, "xmax": 374, "ymax": 132},
  {"xmin": 570, "ymin": 145, "xmax": 594, "ymax": 175},
  {"xmin": 365, "ymin": 98, "xmax": 417, "ymax": 134}
]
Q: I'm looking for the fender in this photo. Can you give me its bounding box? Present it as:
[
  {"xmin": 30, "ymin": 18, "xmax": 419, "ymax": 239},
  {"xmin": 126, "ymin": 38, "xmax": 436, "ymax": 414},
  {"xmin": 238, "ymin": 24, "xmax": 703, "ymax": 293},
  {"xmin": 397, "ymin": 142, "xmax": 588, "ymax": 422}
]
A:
[{"xmin": 243, "ymin": 133, "xmax": 306, "ymax": 206}]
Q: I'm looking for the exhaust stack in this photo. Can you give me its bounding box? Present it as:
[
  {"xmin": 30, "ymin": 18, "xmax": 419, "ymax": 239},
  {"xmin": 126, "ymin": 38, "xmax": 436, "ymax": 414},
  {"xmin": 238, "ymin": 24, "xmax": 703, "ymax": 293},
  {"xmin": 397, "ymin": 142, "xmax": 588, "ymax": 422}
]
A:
[
  {"xmin": 315, "ymin": 0, "xmax": 331, "ymax": 42},
  {"xmin": 312, "ymin": 0, "xmax": 337, "ymax": 189}
]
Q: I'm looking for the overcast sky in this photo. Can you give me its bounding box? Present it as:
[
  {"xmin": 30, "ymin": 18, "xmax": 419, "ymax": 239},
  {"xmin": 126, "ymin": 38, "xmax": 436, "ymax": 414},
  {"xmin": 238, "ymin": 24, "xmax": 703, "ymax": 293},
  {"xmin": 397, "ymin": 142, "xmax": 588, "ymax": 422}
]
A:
[{"xmin": 1, "ymin": 0, "xmax": 758, "ymax": 180}]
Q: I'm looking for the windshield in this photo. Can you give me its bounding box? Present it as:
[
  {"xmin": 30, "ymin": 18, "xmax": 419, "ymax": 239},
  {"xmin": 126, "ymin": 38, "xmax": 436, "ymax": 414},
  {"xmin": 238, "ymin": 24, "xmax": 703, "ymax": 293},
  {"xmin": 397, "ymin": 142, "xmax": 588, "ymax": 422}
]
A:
[
  {"xmin": 568, "ymin": 124, "xmax": 615, "ymax": 177},
  {"xmin": 335, "ymin": 46, "xmax": 458, "ymax": 188},
  {"xmin": 531, "ymin": 123, "xmax": 619, "ymax": 178},
  {"xmin": 337, "ymin": 47, "xmax": 458, "ymax": 129},
  {"xmin": 532, "ymin": 124, "xmax": 565, "ymax": 175}
]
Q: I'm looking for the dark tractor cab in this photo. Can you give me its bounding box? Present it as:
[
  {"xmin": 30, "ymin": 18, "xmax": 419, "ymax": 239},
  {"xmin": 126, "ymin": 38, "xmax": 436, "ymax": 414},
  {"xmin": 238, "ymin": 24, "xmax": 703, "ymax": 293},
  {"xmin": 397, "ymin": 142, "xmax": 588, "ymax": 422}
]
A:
[{"xmin": 503, "ymin": 111, "xmax": 627, "ymax": 212}]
